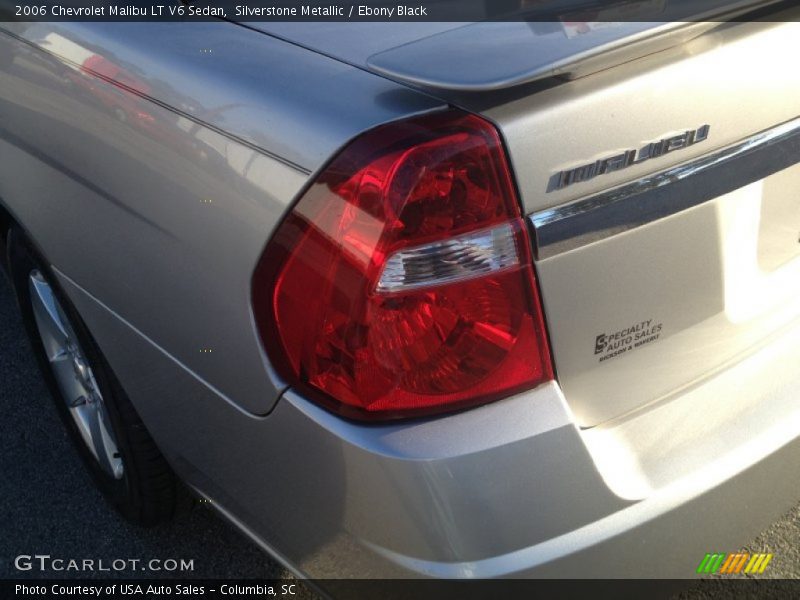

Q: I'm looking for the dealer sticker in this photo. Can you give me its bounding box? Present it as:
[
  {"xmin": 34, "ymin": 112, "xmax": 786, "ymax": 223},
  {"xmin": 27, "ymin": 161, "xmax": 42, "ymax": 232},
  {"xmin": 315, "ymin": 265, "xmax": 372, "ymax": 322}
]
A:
[{"xmin": 594, "ymin": 318, "xmax": 663, "ymax": 363}]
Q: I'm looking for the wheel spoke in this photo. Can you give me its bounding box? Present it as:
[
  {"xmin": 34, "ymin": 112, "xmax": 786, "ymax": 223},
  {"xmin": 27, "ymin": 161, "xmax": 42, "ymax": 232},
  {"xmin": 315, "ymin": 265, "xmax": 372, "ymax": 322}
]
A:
[
  {"xmin": 27, "ymin": 269, "xmax": 124, "ymax": 480},
  {"xmin": 68, "ymin": 395, "xmax": 88, "ymax": 408},
  {"xmin": 50, "ymin": 348, "xmax": 70, "ymax": 363},
  {"xmin": 83, "ymin": 402, "xmax": 117, "ymax": 477},
  {"xmin": 50, "ymin": 353, "xmax": 88, "ymax": 407},
  {"xmin": 28, "ymin": 272, "xmax": 71, "ymax": 360}
]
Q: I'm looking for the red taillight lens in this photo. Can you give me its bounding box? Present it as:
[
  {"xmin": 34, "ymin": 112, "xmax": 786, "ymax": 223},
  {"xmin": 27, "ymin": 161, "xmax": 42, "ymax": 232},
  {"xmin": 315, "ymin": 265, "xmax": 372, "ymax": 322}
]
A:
[{"xmin": 254, "ymin": 110, "xmax": 552, "ymax": 420}]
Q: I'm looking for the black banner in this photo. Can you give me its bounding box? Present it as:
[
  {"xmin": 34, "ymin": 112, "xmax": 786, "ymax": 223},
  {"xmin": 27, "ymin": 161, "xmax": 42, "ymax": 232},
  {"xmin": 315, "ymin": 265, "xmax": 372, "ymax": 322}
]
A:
[
  {"xmin": 1, "ymin": 0, "xmax": 798, "ymax": 23},
  {"xmin": 4, "ymin": 579, "xmax": 800, "ymax": 600}
]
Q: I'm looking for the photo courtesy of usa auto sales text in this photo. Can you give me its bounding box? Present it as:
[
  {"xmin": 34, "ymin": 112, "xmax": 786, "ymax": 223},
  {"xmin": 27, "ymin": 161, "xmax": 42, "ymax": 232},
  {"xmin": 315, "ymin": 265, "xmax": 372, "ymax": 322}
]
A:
[{"xmin": 15, "ymin": 584, "xmax": 299, "ymax": 596}]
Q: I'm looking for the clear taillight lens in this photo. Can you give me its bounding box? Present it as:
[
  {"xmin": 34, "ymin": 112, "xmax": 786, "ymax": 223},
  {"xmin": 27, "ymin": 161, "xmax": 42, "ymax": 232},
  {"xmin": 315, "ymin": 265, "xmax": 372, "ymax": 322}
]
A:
[{"xmin": 253, "ymin": 110, "xmax": 552, "ymax": 420}]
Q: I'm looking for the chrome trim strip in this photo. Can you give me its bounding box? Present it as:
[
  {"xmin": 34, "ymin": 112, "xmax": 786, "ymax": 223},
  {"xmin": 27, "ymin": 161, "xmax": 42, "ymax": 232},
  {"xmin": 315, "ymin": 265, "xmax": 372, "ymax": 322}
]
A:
[{"xmin": 530, "ymin": 117, "xmax": 800, "ymax": 259}]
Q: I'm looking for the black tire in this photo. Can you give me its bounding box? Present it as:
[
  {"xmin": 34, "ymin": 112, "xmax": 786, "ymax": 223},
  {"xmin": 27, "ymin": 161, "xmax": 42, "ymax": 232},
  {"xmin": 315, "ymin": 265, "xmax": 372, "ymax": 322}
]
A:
[{"xmin": 7, "ymin": 228, "xmax": 183, "ymax": 526}]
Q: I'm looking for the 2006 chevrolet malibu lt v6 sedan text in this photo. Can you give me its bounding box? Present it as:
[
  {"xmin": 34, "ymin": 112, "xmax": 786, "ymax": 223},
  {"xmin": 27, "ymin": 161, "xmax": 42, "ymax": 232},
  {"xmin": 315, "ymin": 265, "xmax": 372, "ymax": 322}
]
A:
[{"xmin": 1, "ymin": 1, "xmax": 800, "ymax": 580}]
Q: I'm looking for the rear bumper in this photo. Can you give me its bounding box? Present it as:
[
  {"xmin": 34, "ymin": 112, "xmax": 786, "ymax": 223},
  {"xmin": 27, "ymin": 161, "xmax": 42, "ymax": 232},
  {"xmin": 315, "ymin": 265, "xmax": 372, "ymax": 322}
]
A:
[
  {"xmin": 59, "ymin": 271, "xmax": 800, "ymax": 579},
  {"xmin": 261, "ymin": 319, "xmax": 800, "ymax": 579}
]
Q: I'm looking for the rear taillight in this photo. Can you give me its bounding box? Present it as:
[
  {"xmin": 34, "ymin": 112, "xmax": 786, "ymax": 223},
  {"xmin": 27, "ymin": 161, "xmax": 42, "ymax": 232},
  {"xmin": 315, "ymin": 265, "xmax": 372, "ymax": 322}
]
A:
[{"xmin": 253, "ymin": 110, "xmax": 552, "ymax": 420}]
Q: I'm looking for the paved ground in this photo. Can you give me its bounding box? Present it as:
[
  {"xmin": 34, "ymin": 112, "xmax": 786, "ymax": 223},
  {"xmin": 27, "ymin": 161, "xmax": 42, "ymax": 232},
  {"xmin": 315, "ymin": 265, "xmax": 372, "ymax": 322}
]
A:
[{"xmin": 1, "ymin": 270, "xmax": 798, "ymax": 595}]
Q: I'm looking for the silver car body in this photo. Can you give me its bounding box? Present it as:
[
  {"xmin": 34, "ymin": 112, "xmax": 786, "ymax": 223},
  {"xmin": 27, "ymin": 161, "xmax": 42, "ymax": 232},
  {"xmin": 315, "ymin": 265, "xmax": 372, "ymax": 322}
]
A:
[{"xmin": 2, "ymin": 7, "xmax": 800, "ymax": 578}]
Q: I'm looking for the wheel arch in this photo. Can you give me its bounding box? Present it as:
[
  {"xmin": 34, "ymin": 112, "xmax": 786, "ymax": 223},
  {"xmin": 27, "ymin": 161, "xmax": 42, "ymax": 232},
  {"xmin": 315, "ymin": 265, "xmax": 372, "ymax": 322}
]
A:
[
  {"xmin": 0, "ymin": 196, "xmax": 14, "ymax": 276},
  {"xmin": 0, "ymin": 197, "xmax": 54, "ymax": 291}
]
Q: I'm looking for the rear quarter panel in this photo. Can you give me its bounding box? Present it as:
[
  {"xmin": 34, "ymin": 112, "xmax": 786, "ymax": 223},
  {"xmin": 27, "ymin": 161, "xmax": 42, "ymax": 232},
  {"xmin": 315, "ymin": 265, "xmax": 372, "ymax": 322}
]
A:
[{"xmin": 0, "ymin": 22, "xmax": 444, "ymax": 415}]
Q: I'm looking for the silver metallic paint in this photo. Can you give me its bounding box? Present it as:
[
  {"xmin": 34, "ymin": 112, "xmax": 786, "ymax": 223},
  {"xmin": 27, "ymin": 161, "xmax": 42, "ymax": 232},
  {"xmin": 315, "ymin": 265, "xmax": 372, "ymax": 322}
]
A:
[
  {"xmin": 0, "ymin": 22, "xmax": 445, "ymax": 415},
  {"xmin": 2, "ymin": 15, "xmax": 800, "ymax": 580},
  {"xmin": 531, "ymin": 116, "xmax": 800, "ymax": 258},
  {"xmin": 251, "ymin": 1, "xmax": 783, "ymax": 92},
  {"xmin": 480, "ymin": 18, "xmax": 800, "ymax": 216},
  {"xmin": 56, "ymin": 264, "xmax": 800, "ymax": 578}
]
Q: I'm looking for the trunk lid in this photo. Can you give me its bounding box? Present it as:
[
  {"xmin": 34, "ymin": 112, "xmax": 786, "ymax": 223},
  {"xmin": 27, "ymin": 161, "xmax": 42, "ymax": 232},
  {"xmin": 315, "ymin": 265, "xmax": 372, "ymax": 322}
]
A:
[{"xmin": 482, "ymin": 16, "xmax": 800, "ymax": 426}]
